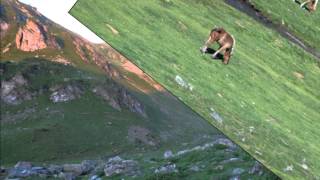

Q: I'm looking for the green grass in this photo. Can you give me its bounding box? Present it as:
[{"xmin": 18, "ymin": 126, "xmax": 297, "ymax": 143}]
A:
[
  {"xmin": 250, "ymin": 0, "xmax": 320, "ymax": 51},
  {"xmin": 1, "ymin": 59, "xmax": 277, "ymax": 179},
  {"xmin": 70, "ymin": 0, "xmax": 320, "ymax": 179}
]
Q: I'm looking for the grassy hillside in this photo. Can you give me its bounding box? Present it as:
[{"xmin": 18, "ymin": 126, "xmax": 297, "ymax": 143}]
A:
[
  {"xmin": 250, "ymin": 0, "xmax": 320, "ymax": 51},
  {"xmin": 1, "ymin": 59, "xmax": 278, "ymax": 179},
  {"xmin": 71, "ymin": 0, "xmax": 320, "ymax": 179}
]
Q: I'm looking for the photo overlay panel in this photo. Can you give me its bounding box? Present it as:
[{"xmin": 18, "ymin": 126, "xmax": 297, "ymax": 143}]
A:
[{"xmin": 70, "ymin": 0, "xmax": 320, "ymax": 179}]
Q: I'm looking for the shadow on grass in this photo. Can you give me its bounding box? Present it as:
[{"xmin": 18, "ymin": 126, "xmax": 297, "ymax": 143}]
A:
[{"xmin": 201, "ymin": 47, "xmax": 224, "ymax": 61}]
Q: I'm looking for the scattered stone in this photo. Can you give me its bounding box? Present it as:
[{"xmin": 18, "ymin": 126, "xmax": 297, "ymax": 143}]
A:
[
  {"xmin": 209, "ymin": 108, "xmax": 223, "ymax": 123},
  {"xmin": 249, "ymin": 161, "xmax": 263, "ymax": 176},
  {"xmin": 174, "ymin": 75, "xmax": 193, "ymax": 91},
  {"xmin": 30, "ymin": 166, "xmax": 49, "ymax": 177},
  {"xmin": 1, "ymin": 74, "xmax": 31, "ymax": 105},
  {"xmin": 62, "ymin": 164, "xmax": 84, "ymax": 176},
  {"xmin": 293, "ymin": 71, "xmax": 304, "ymax": 79},
  {"xmin": 50, "ymin": 84, "xmax": 83, "ymax": 103},
  {"xmin": 221, "ymin": 158, "xmax": 241, "ymax": 164},
  {"xmin": 255, "ymin": 150, "xmax": 263, "ymax": 156},
  {"xmin": 283, "ymin": 165, "xmax": 293, "ymax": 172},
  {"xmin": 89, "ymin": 175, "xmax": 102, "ymax": 180},
  {"xmin": 164, "ymin": 150, "xmax": 174, "ymax": 159},
  {"xmin": 232, "ymin": 168, "xmax": 245, "ymax": 175},
  {"xmin": 229, "ymin": 176, "xmax": 240, "ymax": 180},
  {"xmin": 106, "ymin": 24, "xmax": 119, "ymax": 35},
  {"xmin": 210, "ymin": 111, "xmax": 223, "ymax": 123},
  {"xmin": 301, "ymin": 163, "xmax": 308, "ymax": 170},
  {"xmin": 104, "ymin": 156, "xmax": 140, "ymax": 177},
  {"xmin": 249, "ymin": 126, "xmax": 255, "ymax": 134},
  {"xmin": 58, "ymin": 172, "xmax": 76, "ymax": 180},
  {"xmin": 189, "ymin": 165, "xmax": 200, "ymax": 172},
  {"xmin": 128, "ymin": 126, "xmax": 159, "ymax": 147},
  {"xmin": 214, "ymin": 165, "xmax": 224, "ymax": 171},
  {"xmin": 81, "ymin": 160, "xmax": 97, "ymax": 174},
  {"xmin": 8, "ymin": 162, "xmax": 33, "ymax": 178},
  {"xmin": 154, "ymin": 163, "xmax": 178, "ymax": 174},
  {"xmin": 92, "ymin": 85, "xmax": 146, "ymax": 117},
  {"xmin": 47, "ymin": 165, "xmax": 63, "ymax": 174},
  {"xmin": 213, "ymin": 138, "xmax": 236, "ymax": 149}
]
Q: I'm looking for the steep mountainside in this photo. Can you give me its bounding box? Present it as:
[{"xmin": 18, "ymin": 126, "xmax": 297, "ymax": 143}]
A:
[{"xmin": 0, "ymin": 0, "xmax": 278, "ymax": 179}]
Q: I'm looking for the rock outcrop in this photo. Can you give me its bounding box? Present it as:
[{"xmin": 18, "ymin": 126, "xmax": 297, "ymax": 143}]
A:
[
  {"xmin": 92, "ymin": 84, "xmax": 146, "ymax": 117},
  {"xmin": 128, "ymin": 126, "xmax": 159, "ymax": 147},
  {"xmin": 15, "ymin": 19, "xmax": 48, "ymax": 51},
  {"xmin": 1, "ymin": 73, "xmax": 32, "ymax": 105},
  {"xmin": 49, "ymin": 84, "xmax": 83, "ymax": 103},
  {"xmin": 104, "ymin": 156, "xmax": 140, "ymax": 177},
  {"xmin": 72, "ymin": 37, "xmax": 120, "ymax": 78}
]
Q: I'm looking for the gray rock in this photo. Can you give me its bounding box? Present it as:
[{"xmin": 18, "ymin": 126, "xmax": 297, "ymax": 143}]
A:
[
  {"xmin": 62, "ymin": 164, "xmax": 86, "ymax": 176},
  {"xmin": 189, "ymin": 165, "xmax": 200, "ymax": 172},
  {"xmin": 232, "ymin": 168, "xmax": 245, "ymax": 176},
  {"xmin": 1, "ymin": 74, "xmax": 32, "ymax": 105},
  {"xmin": 249, "ymin": 161, "xmax": 263, "ymax": 176},
  {"xmin": 164, "ymin": 150, "xmax": 174, "ymax": 159},
  {"xmin": 210, "ymin": 111, "xmax": 223, "ymax": 123},
  {"xmin": 128, "ymin": 126, "xmax": 159, "ymax": 147},
  {"xmin": 81, "ymin": 160, "xmax": 97, "ymax": 175},
  {"xmin": 154, "ymin": 163, "xmax": 178, "ymax": 174},
  {"xmin": 47, "ymin": 165, "xmax": 63, "ymax": 174},
  {"xmin": 50, "ymin": 84, "xmax": 83, "ymax": 103},
  {"xmin": 229, "ymin": 176, "xmax": 241, "ymax": 180},
  {"xmin": 92, "ymin": 85, "xmax": 146, "ymax": 117},
  {"xmin": 221, "ymin": 158, "xmax": 241, "ymax": 164},
  {"xmin": 58, "ymin": 172, "xmax": 76, "ymax": 180},
  {"xmin": 31, "ymin": 166, "xmax": 49, "ymax": 176},
  {"xmin": 14, "ymin": 161, "xmax": 32, "ymax": 170},
  {"xmin": 174, "ymin": 75, "xmax": 193, "ymax": 91},
  {"xmin": 89, "ymin": 175, "xmax": 102, "ymax": 180},
  {"xmin": 213, "ymin": 138, "xmax": 236, "ymax": 149},
  {"xmin": 8, "ymin": 161, "xmax": 33, "ymax": 178},
  {"xmin": 104, "ymin": 156, "xmax": 140, "ymax": 177}
]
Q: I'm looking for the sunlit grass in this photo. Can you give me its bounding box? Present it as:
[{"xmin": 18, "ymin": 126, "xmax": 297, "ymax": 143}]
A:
[{"xmin": 71, "ymin": 0, "xmax": 320, "ymax": 179}]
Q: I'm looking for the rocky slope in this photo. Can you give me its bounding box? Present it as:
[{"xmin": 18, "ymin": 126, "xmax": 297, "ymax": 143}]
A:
[{"xmin": 0, "ymin": 0, "xmax": 278, "ymax": 179}]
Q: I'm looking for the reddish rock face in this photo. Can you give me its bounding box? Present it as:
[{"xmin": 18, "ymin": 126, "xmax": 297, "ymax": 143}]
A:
[{"xmin": 15, "ymin": 19, "xmax": 47, "ymax": 51}]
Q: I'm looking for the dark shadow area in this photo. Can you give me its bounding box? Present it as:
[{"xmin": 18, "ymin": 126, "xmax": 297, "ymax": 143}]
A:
[
  {"xmin": 293, "ymin": 0, "xmax": 313, "ymax": 11},
  {"xmin": 201, "ymin": 48, "xmax": 224, "ymax": 60},
  {"xmin": 224, "ymin": 0, "xmax": 320, "ymax": 60},
  {"xmin": 293, "ymin": 0, "xmax": 302, "ymax": 5}
]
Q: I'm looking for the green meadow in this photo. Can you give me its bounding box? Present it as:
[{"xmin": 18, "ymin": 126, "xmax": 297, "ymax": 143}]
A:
[
  {"xmin": 251, "ymin": 0, "xmax": 320, "ymax": 51},
  {"xmin": 71, "ymin": 0, "xmax": 320, "ymax": 179}
]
